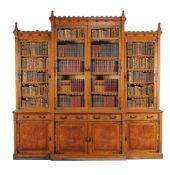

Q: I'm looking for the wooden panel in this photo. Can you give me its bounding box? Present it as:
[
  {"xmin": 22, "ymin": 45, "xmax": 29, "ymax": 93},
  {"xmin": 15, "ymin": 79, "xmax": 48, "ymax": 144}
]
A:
[
  {"xmin": 125, "ymin": 113, "xmax": 158, "ymax": 120},
  {"xmin": 55, "ymin": 122, "xmax": 87, "ymax": 154},
  {"xmin": 55, "ymin": 114, "xmax": 87, "ymax": 121},
  {"xmin": 89, "ymin": 114, "xmax": 121, "ymax": 121},
  {"xmin": 89, "ymin": 122, "xmax": 122, "ymax": 154},
  {"xmin": 125, "ymin": 121, "xmax": 159, "ymax": 152},
  {"xmin": 18, "ymin": 120, "xmax": 50, "ymax": 153}
]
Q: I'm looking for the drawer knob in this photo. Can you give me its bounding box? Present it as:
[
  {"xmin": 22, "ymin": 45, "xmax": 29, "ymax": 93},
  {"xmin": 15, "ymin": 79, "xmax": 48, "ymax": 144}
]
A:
[
  {"xmin": 23, "ymin": 116, "xmax": 29, "ymax": 119},
  {"xmin": 93, "ymin": 116, "xmax": 101, "ymax": 119},
  {"xmin": 130, "ymin": 115, "xmax": 136, "ymax": 119},
  {"xmin": 147, "ymin": 115, "xmax": 153, "ymax": 118},
  {"xmin": 76, "ymin": 116, "xmax": 83, "ymax": 119},
  {"xmin": 60, "ymin": 116, "xmax": 67, "ymax": 120},
  {"xmin": 39, "ymin": 116, "xmax": 46, "ymax": 119},
  {"xmin": 110, "ymin": 116, "xmax": 117, "ymax": 119}
]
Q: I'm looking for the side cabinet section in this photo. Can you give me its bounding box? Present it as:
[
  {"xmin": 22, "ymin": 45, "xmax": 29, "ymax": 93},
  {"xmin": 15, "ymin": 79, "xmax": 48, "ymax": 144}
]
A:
[
  {"xmin": 14, "ymin": 113, "xmax": 53, "ymax": 159},
  {"xmin": 124, "ymin": 113, "xmax": 162, "ymax": 159},
  {"xmin": 88, "ymin": 114, "xmax": 122, "ymax": 156},
  {"xmin": 54, "ymin": 115, "xmax": 88, "ymax": 157}
]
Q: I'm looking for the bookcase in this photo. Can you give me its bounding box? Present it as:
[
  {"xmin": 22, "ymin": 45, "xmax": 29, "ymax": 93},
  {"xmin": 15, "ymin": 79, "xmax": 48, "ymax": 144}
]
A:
[{"xmin": 13, "ymin": 11, "xmax": 162, "ymax": 160}]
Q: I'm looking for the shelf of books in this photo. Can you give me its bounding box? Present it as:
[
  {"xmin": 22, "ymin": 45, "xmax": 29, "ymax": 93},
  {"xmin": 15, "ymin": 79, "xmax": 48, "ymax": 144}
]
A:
[
  {"xmin": 126, "ymin": 41, "xmax": 155, "ymax": 108},
  {"xmin": 20, "ymin": 41, "xmax": 49, "ymax": 109},
  {"xmin": 56, "ymin": 28, "xmax": 85, "ymax": 108},
  {"xmin": 90, "ymin": 28, "xmax": 120, "ymax": 108}
]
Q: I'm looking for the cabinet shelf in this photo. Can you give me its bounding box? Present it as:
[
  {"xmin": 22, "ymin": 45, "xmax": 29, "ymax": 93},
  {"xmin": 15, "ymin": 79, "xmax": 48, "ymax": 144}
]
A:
[
  {"xmin": 57, "ymin": 38, "xmax": 84, "ymax": 43},
  {"xmin": 21, "ymin": 82, "xmax": 48, "ymax": 85},
  {"xmin": 57, "ymin": 92, "xmax": 84, "ymax": 95},
  {"xmin": 57, "ymin": 57, "xmax": 84, "ymax": 60},
  {"xmin": 128, "ymin": 94, "xmax": 153, "ymax": 98},
  {"xmin": 127, "ymin": 82, "xmax": 153, "ymax": 85},
  {"xmin": 21, "ymin": 69, "xmax": 48, "ymax": 72},
  {"xmin": 57, "ymin": 72, "xmax": 84, "ymax": 75},
  {"xmin": 91, "ymin": 38, "xmax": 119, "ymax": 42},
  {"xmin": 21, "ymin": 55, "xmax": 48, "ymax": 58},
  {"xmin": 91, "ymin": 92, "xmax": 118, "ymax": 95}
]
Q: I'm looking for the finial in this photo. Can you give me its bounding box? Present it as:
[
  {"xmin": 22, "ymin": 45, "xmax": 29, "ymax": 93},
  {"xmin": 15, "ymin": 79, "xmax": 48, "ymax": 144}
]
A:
[
  {"xmin": 13, "ymin": 22, "xmax": 18, "ymax": 33},
  {"xmin": 51, "ymin": 10, "xmax": 54, "ymax": 17},
  {"xmin": 158, "ymin": 22, "xmax": 161, "ymax": 31},
  {"xmin": 122, "ymin": 10, "xmax": 125, "ymax": 17}
]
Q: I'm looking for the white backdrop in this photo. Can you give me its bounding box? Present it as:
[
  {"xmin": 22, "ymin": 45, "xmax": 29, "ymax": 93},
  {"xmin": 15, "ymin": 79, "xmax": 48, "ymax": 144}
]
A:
[{"xmin": 0, "ymin": 0, "xmax": 169, "ymax": 174}]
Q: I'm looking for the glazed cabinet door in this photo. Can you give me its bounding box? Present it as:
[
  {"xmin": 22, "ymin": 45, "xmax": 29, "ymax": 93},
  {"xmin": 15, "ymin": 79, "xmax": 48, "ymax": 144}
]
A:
[
  {"xmin": 15, "ymin": 114, "xmax": 53, "ymax": 157},
  {"xmin": 89, "ymin": 122, "xmax": 122, "ymax": 155},
  {"xmin": 55, "ymin": 121, "xmax": 88, "ymax": 155},
  {"xmin": 125, "ymin": 120, "xmax": 159, "ymax": 153}
]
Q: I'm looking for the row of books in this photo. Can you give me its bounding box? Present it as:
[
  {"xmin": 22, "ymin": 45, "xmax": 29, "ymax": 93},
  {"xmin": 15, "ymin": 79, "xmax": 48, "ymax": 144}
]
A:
[
  {"xmin": 127, "ymin": 57, "xmax": 153, "ymax": 69},
  {"xmin": 57, "ymin": 28, "xmax": 84, "ymax": 39},
  {"xmin": 127, "ymin": 98, "xmax": 154, "ymax": 108},
  {"xmin": 22, "ymin": 57, "xmax": 48, "ymax": 69},
  {"xmin": 91, "ymin": 28, "xmax": 119, "ymax": 39},
  {"xmin": 21, "ymin": 42, "xmax": 48, "ymax": 56},
  {"xmin": 57, "ymin": 60, "xmax": 84, "ymax": 72},
  {"xmin": 91, "ymin": 79, "xmax": 118, "ymax": 92},
  {"xmin": 126, "ymin": 42, "xmax": 154, "ymax": 56},
  {"xmin": 91, "ymin": 43, "xmax": 118, "ymax": 57},
  {"xmin": 22, "ymin": 71, "xmax": 48, "ymax": 82},
  {"xmin": 128, "ymin": 84, "xmax": 153, "ymax": 96},
  {"xmin": 58, "ymin": 79, "xmax": 84, "ymax": 92},
  {"xmin": 22, "ymin": 85, "xmax": 48, "ymax": 96},
  {"xmin": 91, "ymin": 60, "xmax": 118, "ymax": 72},
  {"xmin": 92, "ymin": 95, "xmax": 118, "ymax": 107},
  {"xmin": 58, "ymin": 44, "xmax": 84, "ymax": 57},
  {"xmin": 128, "ymin": 71, "xmax": 153, "ymax": 82},
  {"xmin": 21, "ymin": 97, "xmax": 48, "ymax": 108},
  {"xmin": 58, "ymin": 95, "xmax": 84, "ymax": 107}
]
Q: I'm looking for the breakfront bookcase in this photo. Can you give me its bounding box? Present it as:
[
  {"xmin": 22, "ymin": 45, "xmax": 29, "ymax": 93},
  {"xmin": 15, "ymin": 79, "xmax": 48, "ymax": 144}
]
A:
[{"xmin": 13, "ymin": 11, "xmax": 162, "ymax": 160}]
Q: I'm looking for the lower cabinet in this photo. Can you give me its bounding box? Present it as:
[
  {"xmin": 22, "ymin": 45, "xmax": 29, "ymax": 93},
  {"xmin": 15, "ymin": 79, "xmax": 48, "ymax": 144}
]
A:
[
  {"xmin": 89, "ymin": 122, "xmax": 121, "ymax": 155},
  {"xmin": 13, "ymin": 112, "xmax": 162, "ymax": 159},
  {"xmin": 53, "ymin": 114, "xmax": 122, "ymax": 159},
  {"xmin": 55, "ymin": 121, "xmax": 88, "ymax": 155},
  {"xmin": 124, "ymin": 113, "xmax": 162, "ymax": 158},
  {"xmin": 14, "ymin": 113, "xmax": 53, "ymax": 159}
]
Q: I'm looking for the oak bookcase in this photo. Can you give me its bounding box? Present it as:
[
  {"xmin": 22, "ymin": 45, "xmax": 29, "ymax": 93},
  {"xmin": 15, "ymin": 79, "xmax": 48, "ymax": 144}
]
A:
[{"xmin": 13, "ymin": 11, "xmax": 163, "ymax": 160}]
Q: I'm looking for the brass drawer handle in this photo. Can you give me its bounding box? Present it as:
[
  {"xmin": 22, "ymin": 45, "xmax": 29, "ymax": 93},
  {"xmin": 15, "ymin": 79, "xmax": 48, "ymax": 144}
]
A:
[
  {"xmin": 110, "ymin": 116, "xmax": 117, "ymax": 119},
  {"xmin": 93, "ymin": 116, "xmax": 101, "ymax": 119},
  {"xmin": 129, "ymin": 115, "xmax": 137, "ymax": 119},
  {"xmin": 23, "ymin": 115, "xmax": 29, "ymax": 119},
  {"xmin": 146, "ymin": 115, "xmax": 154, "ymax": 119},
  {"xmin": 76, "ymin": 116, "xmax": 83, "ymax": 119},
  {"xmin": 39, "ymin": 116, "xmax": 46, "ymax": 119},
  {"xmin": 60, "ymin": 116, "xmax": 67, "ymax": 120}
]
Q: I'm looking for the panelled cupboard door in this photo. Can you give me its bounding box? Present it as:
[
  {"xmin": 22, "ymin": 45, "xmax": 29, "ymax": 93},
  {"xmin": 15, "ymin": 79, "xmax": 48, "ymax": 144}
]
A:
[
  {"xmin": 55, "ymin": 122, "xmax": 87, "ymax": 155},
  {"xmin": 17, "ymin": 120, "xmax": 52, "ymax": 154},
  {"xmin": 125, "ymin": 121, "xmax": 159, "ymax": 153},
  {"xmin": 89, "ymin": 122, "xmax": 122, "ymax": 155}
]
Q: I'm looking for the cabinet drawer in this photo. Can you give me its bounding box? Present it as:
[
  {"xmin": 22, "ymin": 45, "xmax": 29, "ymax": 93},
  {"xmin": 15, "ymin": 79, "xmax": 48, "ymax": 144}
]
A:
[
  {"xmin": 55, "ymin": 114, "xmax": 87, "ymax": 121},
  {"xmin": 89, "ymin": 114, "xmax": 121, "ymax": 121},
  {"xmin": 125, "ymin": 113, "xmax": 158, "ymax": 120},
  {"xmin": 17, "ymin": 114, "xmax": 51, "ymax": 120}
]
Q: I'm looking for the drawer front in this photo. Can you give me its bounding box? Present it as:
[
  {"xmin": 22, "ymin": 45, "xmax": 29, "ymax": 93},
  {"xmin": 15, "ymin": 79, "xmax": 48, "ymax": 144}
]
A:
[
  {"xmin": 88, "ymin": 114, "xmax": 121, "ymax": 121},
  {"xmin": 17, "ymin": 114, "xmax": 51, "ymax": 120},
  {"xmin": 55, "ymin": 114, "xmax": 87, "ymax": 121},
  {"xmin": 125, "ymin": 113, "xmax": 158, "ymax": 120}
]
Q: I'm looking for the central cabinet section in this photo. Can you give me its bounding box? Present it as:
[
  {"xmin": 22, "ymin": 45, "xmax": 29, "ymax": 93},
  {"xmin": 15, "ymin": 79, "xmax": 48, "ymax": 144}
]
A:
[{"xmin": 54, "ymin": 114, "xmax": 122, "ymax": 159}]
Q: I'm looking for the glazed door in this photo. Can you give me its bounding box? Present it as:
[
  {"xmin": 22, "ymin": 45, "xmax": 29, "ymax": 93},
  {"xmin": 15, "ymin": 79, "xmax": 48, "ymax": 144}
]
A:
[
  {"xmin": 89, "ymin": 122, "xmax": 122, "ymax": 155},
  {"xmin": 125, "ymin": 121, "xmax": 159, "ymax": 153},
  {"xmin": 55, "ymin": 121, "xmax": 88, "ymax": 155},
  {"xmin": 17, "ymin": 120, "xmax": 52, "ymax": 154}
]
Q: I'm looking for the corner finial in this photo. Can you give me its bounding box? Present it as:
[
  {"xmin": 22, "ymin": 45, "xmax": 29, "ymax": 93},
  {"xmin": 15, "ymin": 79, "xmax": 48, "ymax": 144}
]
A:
[
  {"xmin": 158, "ymin": 22, "xmax": 161, "ymax": 31},
  {"xmin": 14, "ymin": 22, "xmax": 18, "ymax": 33},
  {"xmin": 122, "ymin": 10, "xmax": 125, "ymax": 17},
  {"xmin": 51, "ymin": 10, "xmax": 54, "ymax": 17}
]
